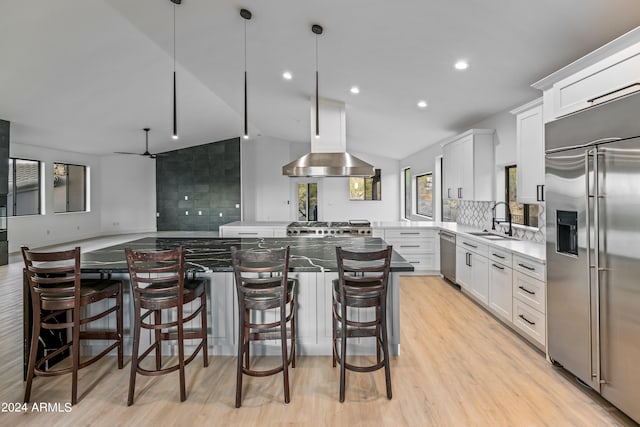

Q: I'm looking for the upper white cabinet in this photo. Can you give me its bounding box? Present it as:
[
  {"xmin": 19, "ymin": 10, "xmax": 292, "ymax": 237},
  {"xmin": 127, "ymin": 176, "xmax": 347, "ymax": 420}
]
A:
[
  {"xmin": 533, "ymin": 27, "xmax": 640, "ymax": 122},
  {"xmin": 441, "ymin": 129, "xmax": 495, "ymax": 201},
  {"xmin": 511, "ymin": 99, "xmax": 544, "ymax": 204}
]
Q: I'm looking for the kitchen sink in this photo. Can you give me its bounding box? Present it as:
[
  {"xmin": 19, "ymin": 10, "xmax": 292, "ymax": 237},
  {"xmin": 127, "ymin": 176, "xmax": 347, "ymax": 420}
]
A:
[{"xmin": 468, "ymin": 231, "xmax": 514, "ymax": 240}]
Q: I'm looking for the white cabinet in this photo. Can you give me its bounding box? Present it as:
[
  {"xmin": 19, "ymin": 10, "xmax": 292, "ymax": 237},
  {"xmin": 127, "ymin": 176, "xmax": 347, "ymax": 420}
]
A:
[
  {"xmin": 488, "ymin": 247, "xmax": 513, "ymax": 322},
  {"xmin": 511, "ymin": 99, "xmax": 544, "ymax": 204},
  {"xmin": 381, "ymin": 228, "xmax": 439, "ymax": 274},
  {"xmin": 441, "ymin": 129, "xmax": 495, "ymax": 201},
  {"xmin": 456, "ymin": 236, "xmax": 489, "ymax": 305},
  {"xmin": 219, "ymin": 222, "xmax": 288, "ymax": 238},
  {"xmin": 533, "ymin": 28, "xmax": 640, "ymax": 122}
]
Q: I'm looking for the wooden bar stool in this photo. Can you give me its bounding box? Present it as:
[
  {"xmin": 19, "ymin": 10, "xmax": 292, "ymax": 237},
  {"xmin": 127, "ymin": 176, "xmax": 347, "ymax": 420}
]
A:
[
  {"xmin": 231, "ymin": 246, "xmax": 296, "ymax": 408},
  {"xmin": 21, "ymin": 246, "xmax": 124, "ymax": 405},
  {"xmin": 332, "ymin": 245, "xmax": 393, "ymax": 402},
  {"xmin": 124, "ymin": 246, "xmax": 208, "ymax": 406}
]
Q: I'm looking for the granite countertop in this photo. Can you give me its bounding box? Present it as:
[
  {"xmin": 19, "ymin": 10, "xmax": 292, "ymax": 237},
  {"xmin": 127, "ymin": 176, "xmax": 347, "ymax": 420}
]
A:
[{"xmin": 81, "ymin": 236, "xmax": 414, "ymax": 273}]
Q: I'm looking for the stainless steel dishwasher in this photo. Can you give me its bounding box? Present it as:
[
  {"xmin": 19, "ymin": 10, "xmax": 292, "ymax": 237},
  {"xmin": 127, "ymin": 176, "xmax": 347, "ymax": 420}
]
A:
[{"xmin": 439, "ymin": 231, "xmax": 456, "ymax": 284}]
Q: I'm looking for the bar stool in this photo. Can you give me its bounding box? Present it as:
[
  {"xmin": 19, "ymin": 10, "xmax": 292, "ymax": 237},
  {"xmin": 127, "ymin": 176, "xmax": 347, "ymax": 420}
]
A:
[
  {"xmin": 21, "ymin": 246, "xmax": 124, "ymax": 405},
  {"xmin": 125, "ymin": 246, "xmax": 208, "ymax": 406},
  {"xmin": 231, "ymin": 246, "xmax": 296, "ymax": 408},
  {"xmin": 332, "ymin": 245, "xmax": 393, "ymax": 402}
]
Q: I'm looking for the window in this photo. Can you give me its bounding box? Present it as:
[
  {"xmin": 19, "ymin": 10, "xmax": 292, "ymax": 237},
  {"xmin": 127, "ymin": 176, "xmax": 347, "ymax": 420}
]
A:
[
  {"xmin": 403, "ymin": 168, "xmax": 411, "ymax": 219},
  {"xmin": 297, "ymin": 182, "xmax": 318, "ymax": 221},
  {"xmin": 8, "ymin": 158, "xmax": 41, "ymax": 216},
  {"xmin": 416, "ymin": 173, "xmax": 433, "ymax": 217},
  {"xmin": 54, "ymin": 163, "xmax": 87, "ymax": 213},
  {"xmin": 506, "ymin": 165, "xmax": 538, "ymax": 227},
  {"xmin": 349, "ymin": 169, "xmax": 381, "ymax": 200}
]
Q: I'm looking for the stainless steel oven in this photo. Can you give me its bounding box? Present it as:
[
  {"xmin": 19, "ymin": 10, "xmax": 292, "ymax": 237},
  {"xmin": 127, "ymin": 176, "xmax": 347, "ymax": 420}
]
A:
[{"xmin": 439, "ymin": 230, "xmax": 456, "ymax": 283}]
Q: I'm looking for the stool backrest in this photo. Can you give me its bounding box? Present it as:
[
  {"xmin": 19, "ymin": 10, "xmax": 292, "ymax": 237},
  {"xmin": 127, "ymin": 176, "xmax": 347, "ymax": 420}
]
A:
[
  {"xmin": 125, "ymin": 246, "xmax": 186, "ymax": 299},
  {"xmin": 231, "ymin": 246, "xmax": 290, "ymax": 298},
  {"xmin": 335, "ymin": 245, "xmax": 393, "ymax": 286},
  {"xmin": 21, "ymin": 246, "xmax": 82, "ymax": 300}
]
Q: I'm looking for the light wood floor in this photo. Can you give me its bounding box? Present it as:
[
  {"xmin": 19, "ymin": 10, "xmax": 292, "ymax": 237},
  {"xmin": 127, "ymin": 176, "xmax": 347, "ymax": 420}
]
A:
[{"xmin": 1, "ymin": 238, "xmax": 636, "ymax": 426}]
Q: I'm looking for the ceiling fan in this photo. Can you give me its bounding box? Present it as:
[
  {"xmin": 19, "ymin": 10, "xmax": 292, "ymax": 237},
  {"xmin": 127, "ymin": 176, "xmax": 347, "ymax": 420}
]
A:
[{"xmin": 115, "ymin": 128, "xmax": 162, "ymax": 159}]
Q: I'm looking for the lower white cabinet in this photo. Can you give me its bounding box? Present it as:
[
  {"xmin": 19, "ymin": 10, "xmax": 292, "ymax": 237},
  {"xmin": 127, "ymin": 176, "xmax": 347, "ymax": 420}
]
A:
[
  {"xmin": 513, "ymin": 298, "xmax": 546, "ymax": 347},
  {"xmin": 379, "ymin": 228, "xmax": 439, "ymax": 274},
  {"xmin": 488, "ymin": 260, "xmax": 513, "ymax": 322},
  {"xmin": 219, "ymin": 225, "xmax": 287, "ymax": 238},
  {"xmin": 512, "ymin": 258, "xmax": 547, "ymax": 348},
  {"xmin": 456, "ymin": 237, "xmax": 489, "ymax": 305}
]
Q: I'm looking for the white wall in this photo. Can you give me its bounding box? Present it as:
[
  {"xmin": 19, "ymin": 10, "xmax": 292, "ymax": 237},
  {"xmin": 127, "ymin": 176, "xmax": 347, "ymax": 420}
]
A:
[
  {"xmin": 8, "ymin": 143, "xmax": 156, "ymax": 252},
  {"xmin": 241, "ymin": 138, "xmax": 400, "ymax": 222}
]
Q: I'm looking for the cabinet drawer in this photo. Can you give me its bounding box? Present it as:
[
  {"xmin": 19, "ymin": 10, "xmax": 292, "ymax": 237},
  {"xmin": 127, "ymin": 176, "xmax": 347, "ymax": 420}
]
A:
[
  {"xmin": 513, "ymin": 255, "xmax": 545, "ymax": 282},
  {"xmin": 513, "ymin": 299, "xmax": 546, "ymax": 347},
  {"xmin": 384, "ymin": 229, "xmax": 435, "ymax": 239},
  {"xmin": 401, "ymin": 254, "xmax": 436, "ymax": 270},
  {"xmin": 221, "ymin": 227, "xmax": 275, "ymax": 238},
  {"xmin": 488, "ymin": 247, "xmax": 512, "ymax": 266},
  {"xmin": 457, "ymin": 237, "xmax": 488, "ymax": 257},
  {"xmin": 386, "ymin": 238, "xmax": 435, "ymax": 254},
  {"xmin": 513, "ymin": 271, "xmax": 546, "ymax": 314}
]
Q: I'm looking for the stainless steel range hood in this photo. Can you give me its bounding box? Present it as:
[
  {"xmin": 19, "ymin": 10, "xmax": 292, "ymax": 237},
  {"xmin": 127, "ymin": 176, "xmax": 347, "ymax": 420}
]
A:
[{"xmin": 282, "ymin": 98, "xmax": 375, "ymax": 177}]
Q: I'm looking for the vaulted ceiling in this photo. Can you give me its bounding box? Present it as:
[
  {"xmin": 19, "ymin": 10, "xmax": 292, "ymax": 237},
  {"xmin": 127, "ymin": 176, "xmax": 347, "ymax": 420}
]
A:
[{"xmin": 1, "ymin": 0, "xmax": 639, "ymax": 159}]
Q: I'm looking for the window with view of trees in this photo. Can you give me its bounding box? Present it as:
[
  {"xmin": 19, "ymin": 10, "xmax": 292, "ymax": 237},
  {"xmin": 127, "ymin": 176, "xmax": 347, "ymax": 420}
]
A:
[
  {"xmin": 416, "ymin": 173, "xmax": 433, "ymax": 217},
  {"xmin": 506, "ymin": 165, "xmax": 538, "ymax": 227},
  {"xmin": 8, "ymin": 158, "xmax": 41, "ymax": 216},
  {"xmin": 349, "ymin": 169, "xmax": 381, "ymax": 200},
  {"xmin": 54, "ymin": 163, "xmax": 87, "ymax": 213}
]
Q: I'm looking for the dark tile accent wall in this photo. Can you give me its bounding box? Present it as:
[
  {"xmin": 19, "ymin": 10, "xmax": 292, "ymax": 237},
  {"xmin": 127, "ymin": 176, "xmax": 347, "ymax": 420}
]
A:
[{"xmin": 156, "ymin": 137, "xmax": 241, "ymax": 231}]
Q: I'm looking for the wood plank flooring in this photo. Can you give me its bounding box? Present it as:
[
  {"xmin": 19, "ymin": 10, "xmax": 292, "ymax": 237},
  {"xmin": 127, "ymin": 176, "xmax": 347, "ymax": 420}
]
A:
[{"xmin": 1, "ymin": 241, "xmax": 636, "ymax": 426}]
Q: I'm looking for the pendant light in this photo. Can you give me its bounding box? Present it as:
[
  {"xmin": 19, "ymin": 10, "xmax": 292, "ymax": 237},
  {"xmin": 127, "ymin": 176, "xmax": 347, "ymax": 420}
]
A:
[
  {"xmin": 240, "ymin": 8, "xmax": 252, "ymax": 139},
  {"xmin": 312, "ymin": 24, "xmax": 323, "ymax": 139},
  {"xmin": 170, "ymin": 0, "xmax": 181, "ymax": 140}
]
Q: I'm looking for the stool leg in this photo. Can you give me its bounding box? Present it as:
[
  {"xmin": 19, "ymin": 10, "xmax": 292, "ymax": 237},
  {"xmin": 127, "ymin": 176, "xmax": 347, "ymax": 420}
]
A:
[
  {"xmin": 71, "ymin": 306, "xmax": 81, "ymax": 405},
  {"xmin": 339, "ymin": 299, "xmax": 348, "ymax": 403},
  {"xmin": 332, "ymin": 298, "xmax": 337, "ymax": 368},
  {"xmin": 177, "ymin": 304, "xmax": 186, "ymax": 402},
  {"xmin": 200, "ymin": 292, "xmax": 209, "ymax": 368},
  {"xmin": 244, "ymin": 309, "xmax": 250, "ymax": 369},
  {"xmin": 128, "ymin": 301, "xmax": 141, "ymax": 406},
  {"xmin": 280, "ymin": 302, "xmax": 290, "ymax": 404},
  {"xmin": 376, "ymin": 305, "xmax": 382, "ymax": 364},
  {"xmin": 291, "ymin": 297, "xmax": 296, "ymax": 369},
  {"xmin": 235, "ymin": 300, "xmax": 245, "ymax": 408},
  {"xmin": 24, "ymin": 302, "xmax": 41, "ymax": 403},
  {"xmin": 380, "ymin": 295, "xmax": 392, "ymax": 400},
  {"xmin": 154, "ymin": 310, "xmax": 162, "ymax": 371},
  {"xmin": 116, "ymin": 285, "xmax": 124, "ymax": 369}
]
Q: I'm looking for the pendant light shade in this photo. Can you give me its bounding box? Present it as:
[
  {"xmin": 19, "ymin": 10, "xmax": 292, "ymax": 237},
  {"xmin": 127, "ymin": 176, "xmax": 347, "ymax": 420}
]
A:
[
  {"xmin": 170, "ymin": 0, "xmax": 181, "ymax": 140},
  {"xmin": 312, "ymin": 24, "xmax": 323, "ymax": 138},
  {"xmin": 240, "ymin": 8, "xmax": 252, "ymax": 140}
]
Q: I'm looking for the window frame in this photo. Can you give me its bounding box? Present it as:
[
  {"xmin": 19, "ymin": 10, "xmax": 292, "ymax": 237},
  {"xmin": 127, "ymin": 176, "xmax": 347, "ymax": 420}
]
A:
[
  {"xmin": 53, "ymin": 162, "xmax": 88, "ymax": 213},
  {"xmin": 8, "ymin": 157, "xmax": 42, "ymax": 217},
  {"xmin": 403, "ymin": 167, "xmax": 411, "ymax": 220},
  {"xmin": 349, "ymin": 169, "xmax": 382, "ymax": 201},
  {"xmin": 415, "ymin": 172, "xmax": 433, "ymax": 218}
]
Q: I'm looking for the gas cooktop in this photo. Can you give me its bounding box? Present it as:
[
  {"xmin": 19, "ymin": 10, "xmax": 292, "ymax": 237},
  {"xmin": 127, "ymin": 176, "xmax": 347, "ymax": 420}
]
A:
[{"xmin": 286, "ymin": 220, "xmax": 372, "ymax": 237}]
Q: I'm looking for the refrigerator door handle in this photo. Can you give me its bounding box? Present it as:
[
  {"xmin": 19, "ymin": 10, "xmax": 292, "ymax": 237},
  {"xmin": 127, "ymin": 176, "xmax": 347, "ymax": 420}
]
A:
[{"xmin": 585, "ymin": 149, "xmax": 598, "ymax": 384}]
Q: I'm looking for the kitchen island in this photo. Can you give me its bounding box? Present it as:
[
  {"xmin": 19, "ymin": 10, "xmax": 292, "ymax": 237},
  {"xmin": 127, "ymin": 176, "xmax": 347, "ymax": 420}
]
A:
[{"xmin": 26, "ymin": 236, "xmax": 412, "ymax": 367}]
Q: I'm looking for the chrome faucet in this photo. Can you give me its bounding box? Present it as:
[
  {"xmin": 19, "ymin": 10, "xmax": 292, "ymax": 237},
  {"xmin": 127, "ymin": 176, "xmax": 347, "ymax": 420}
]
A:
[{"xmin": 492, "ymin": 201, "xmax": 513, "ymax": 236}]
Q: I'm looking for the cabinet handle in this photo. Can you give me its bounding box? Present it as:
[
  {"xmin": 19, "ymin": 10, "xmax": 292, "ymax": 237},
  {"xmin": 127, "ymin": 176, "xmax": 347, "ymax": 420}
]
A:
[
  {"xmin": 536, "ymin": 185, "xmax": 545, "ymax": 202},
  {"xmin": 518, "ymin": 263, "xmax": 536, "ymax": 271},
  {"xmin": 238, "ymin": 232, "xmax": 259, "ymax": 235},
  {"xmin": 409, "ymin": 261, "xmax": 421, "ymax": 264},
  {"xmin": 587, "ymin": 82, "xmax": 640, "ymax": 104},
  {"xmin": 447, "ymin": 188, "xmax": 452, "ymax": 198},
  {"xmin": 458, "ymin": 187, "xmax": 462, "ymax": 199},
  {"xmin": 466, "ymin": 252, "xmax": 472, "ymax": 267},
  {"xmin": 492, "ymin": 263, "xmax": 504, "ymax": 270},
  {"xmin": 463, "ymin": 242, "xmax": 477, "ymax": 249},
  {"xmin": 518, "ymin": 285, "xmax": 536, "ymax": 295},
  {"xmin": 400, "ymin": 245, "xmax": 421, "ymax": 248},
  {"xmin": 399, "ymin": 232, "xmax": 420, "ymax": 235},
  {"xmin": 518, "ymin": 314, "xmax": 536, "ymax": 326},
  {"xmin": 491, "ymin": 253, "xmax": 505, "ymax": 259}
]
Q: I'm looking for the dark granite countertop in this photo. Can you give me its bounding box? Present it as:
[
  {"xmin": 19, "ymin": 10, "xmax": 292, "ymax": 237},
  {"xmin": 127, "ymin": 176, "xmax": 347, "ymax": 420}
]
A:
[{"xmin": 80, "ymin": 236, "xmax": 415, "ymax": 273}]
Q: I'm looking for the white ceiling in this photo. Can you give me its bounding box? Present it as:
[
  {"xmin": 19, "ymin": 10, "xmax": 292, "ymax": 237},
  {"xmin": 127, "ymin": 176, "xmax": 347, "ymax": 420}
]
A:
[{"xmin": 1, "ymin": 0, "xmax": 639, "ymax": 160}]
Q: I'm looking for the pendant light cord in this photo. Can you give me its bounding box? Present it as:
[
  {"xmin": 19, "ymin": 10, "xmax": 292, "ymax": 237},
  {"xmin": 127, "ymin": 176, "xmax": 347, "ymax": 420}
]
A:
[{"xmin": 315, "ymin": 31, "xmax": 319, "ymax": 138}]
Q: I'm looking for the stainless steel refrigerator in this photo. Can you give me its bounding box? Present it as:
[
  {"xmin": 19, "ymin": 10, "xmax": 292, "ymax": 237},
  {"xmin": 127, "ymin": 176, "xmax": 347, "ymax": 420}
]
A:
[{"xmin": 546, "ymin": 91, "xmax": 640, "ymax": 424}]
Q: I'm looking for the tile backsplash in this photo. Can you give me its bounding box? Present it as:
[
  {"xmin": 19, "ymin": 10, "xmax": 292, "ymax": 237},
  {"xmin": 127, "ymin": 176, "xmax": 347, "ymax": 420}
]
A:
[{"xmin": 455, "ymin": 199, "xmax": 546, "ymax": 243}]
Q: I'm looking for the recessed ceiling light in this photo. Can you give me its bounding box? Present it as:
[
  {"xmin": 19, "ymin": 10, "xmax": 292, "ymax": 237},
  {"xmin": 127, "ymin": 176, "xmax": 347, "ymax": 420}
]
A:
[
  {"xmin": 454, "ymin": 60, "xmax": 469, "ymax": 70},
  {"xmin": 282, "ymin": 71, "xmax": 293, "ymax": 80},
  {"xmin": 350, "ymin": 86, "xmax": 360, "ymax": 94},
  {"xmin": 417, "ymin": 100, "xmax": 428, "ymax": 108}
]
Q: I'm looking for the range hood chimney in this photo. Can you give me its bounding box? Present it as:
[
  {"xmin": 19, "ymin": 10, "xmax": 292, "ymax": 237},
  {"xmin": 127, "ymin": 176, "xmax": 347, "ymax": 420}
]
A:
[{"xmin": 282, "ymin": 98, "xmax": 375, "ymax": 177}]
